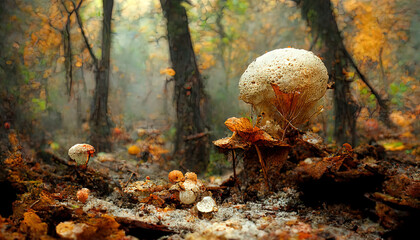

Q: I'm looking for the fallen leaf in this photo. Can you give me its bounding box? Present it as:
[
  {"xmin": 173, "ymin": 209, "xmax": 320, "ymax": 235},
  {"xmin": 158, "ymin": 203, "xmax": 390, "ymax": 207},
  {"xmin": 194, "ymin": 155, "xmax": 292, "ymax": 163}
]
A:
[
  {"xmin": 214, "ymin": 117, "xmax": 289, "ymax": 150},
  {"xmin": 213, "ymin": 134, "xmax": 250, "ymax": 150},
  {"xmin": 20, "ymin": 211, "xmax": 48, "ymax": 239}
]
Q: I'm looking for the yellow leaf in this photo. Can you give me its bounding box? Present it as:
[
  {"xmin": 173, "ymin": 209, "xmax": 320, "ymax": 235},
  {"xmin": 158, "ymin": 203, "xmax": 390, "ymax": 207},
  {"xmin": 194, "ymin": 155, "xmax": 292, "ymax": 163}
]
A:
[
  {"xmin": 75, "ymin": 61, "xmax": 83, "ymax": 67},
  {"xmin": 43, "ymin": 69, "xmax": 52, "ymax": 78},
  {"xmin": 381, "ymin": 140, "xmax": 405, "ymax": 151},
  {"xmin": 160, "ymin": 68, "xmax": 176, "ymax": 76},
  {"xmin": 31, "ymin": 81, "xmax": 41, "ymax": 89}
]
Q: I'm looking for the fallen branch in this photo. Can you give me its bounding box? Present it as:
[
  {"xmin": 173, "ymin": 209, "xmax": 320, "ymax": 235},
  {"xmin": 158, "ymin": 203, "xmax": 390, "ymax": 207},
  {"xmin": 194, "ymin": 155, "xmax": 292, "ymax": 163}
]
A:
[{"xmin": 184, "ymin": 131, "xmax": 210, "ymax": 141}]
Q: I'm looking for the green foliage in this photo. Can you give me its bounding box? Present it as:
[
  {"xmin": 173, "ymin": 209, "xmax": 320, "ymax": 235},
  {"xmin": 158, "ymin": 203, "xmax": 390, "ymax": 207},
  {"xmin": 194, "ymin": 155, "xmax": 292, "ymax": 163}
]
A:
[
  {"xmin": 21, "ymin": 68, "xmax": 35, "ymax": 84},
  {"xmin": 31, "ymin": 98, "xmax": 46, "ymax": 113},
  {"xmin": 163, "ymin": 127, "xmax": 177, "ymax": 142},
  {"xmin": 389, "ymin": 82, "xmax": 408, "ymax": 95},
  {"xmin": 206, "ymin": 149, "xmax": 230, "ymax": 176},
  {"xmin": 226, "ymin": 0, "xmax": 248, "ymax": 15},
  {"xmin": 307, "ymin": 9, "xmax": 318, "ymax": 23},
  {"xmin": 368, "ymin": 94, "xmax": 376, "ymax": 108},
  {"xmin": 389, "ymin": 82, "xmax": 408, "ymax": 107},
  {"xmin": 361, "ymin": 87, "xmax": 369, "ymax": 95}
]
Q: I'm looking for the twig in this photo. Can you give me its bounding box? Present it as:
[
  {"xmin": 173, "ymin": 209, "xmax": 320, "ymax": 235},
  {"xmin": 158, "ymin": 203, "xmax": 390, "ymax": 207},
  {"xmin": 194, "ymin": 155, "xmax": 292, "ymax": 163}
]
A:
[
  {"xmin": 254, "ymin": 144, "xmax": 270, "ymax": 190},
  {"xmin": 231, "ymin": 149, "xmax": 236, "ymax": 180},
  {"xmin": 29, "ymin": 200, "xmax": 40, "ymax": 209},
  {"xmin": 281, "ymin": 123, "xmax": 289, "ymax": 141},
  {"xmin": 142, "ymin": 89, "xmax": 153, "ymax": 104},
  {"xmin": 184, "ymin": 131, "xmax": 209, "ymax": 141},
  {"xmin": 124, "ymin": 172, "xmax": 134, "ymax": 188},
  {"xmin": 309, "ymin": 33, "xmax": 319, "ymax": 51},
  {"xmin": 206, "ymin": 186, "xmax": 228, "ymax": 191}
]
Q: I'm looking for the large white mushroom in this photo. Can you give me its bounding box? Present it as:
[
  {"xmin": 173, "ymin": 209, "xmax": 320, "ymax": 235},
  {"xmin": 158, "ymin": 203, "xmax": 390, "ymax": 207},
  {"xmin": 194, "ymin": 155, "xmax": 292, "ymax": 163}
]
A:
[{"xmin": 239, "ymin": 48, "xmax": 328, "ymax": 133}]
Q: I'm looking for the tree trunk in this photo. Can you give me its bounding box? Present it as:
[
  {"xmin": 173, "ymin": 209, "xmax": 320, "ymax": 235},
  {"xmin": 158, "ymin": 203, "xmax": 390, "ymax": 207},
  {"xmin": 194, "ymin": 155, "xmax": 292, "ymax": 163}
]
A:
[
  {"xmin": 89, "ymin": 0, "xmax": 114, "ymax": 152},
  {"xmin": 160, "ymin": 0, "xmax": 209, "ymax": 173},
  {"xmin": 296, "ymin": 0, "xmax": 391, "ymax": 145},
  {"xmin": 296, "ymin": 0, "xmax": 360, "ymax": 146}
]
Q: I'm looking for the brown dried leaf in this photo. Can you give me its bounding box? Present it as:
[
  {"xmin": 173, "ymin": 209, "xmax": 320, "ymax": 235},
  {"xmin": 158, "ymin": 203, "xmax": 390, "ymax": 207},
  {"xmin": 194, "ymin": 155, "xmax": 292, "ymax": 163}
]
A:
[
  {"xmin": 297, "ymin": 158, "xmax": 329, "ymax": 179},
  {"xmin": 371, "ymin": 192, "xmax": 420, "ymax": 209},
  {"xmin": 19, "ymin": 211, "xmax": 48, "ymax": 239},
  {"xmin": 224, "ymin": 117, "xmax": 288, "ymax": 146},
  {"xmin": 224, "ymin": 117, "xmax": 259, "ymax": 139},
  {"xmin": 214, "ymin": 117, "xmax": 289, "ymax": 150},
  {"xmin": 297, "ymin": 156, "xmax": 345, "ymax": 180},
  {"xmin": 271, "ymin": 84, "xmax": 302, "ymax": 120},
  {"xmin": 213, "ymin": 135, "xmax": 250, "ymax": 150},
  {"xmin": 254, "ymin": 132, "xmax": 290, "ymax": 147},
  {"xmin": 78, "ymin": 215, "xmax": 126, "ymax": 240}
]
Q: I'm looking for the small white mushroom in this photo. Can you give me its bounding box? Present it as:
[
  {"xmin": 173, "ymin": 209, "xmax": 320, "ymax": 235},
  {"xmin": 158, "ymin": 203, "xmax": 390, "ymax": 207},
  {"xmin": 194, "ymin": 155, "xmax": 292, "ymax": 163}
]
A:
[
  {"xmin": 183, "ymin": 179, "xmax": 200, "ymax": 192},
  {"xmin": 197, "ymin": 196, "xmax": 217, "ymax": 213},
  {"xmin": 68, "ymin": 144, "xmax": 95, "ymax": 166},
  {"xmin": 179, "ymin": 190, "xmax": 196, "ymax": 204}
]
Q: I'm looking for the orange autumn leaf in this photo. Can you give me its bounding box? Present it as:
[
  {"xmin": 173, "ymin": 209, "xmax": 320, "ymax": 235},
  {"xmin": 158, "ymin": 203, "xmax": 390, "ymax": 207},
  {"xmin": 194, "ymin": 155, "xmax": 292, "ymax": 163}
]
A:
[
  {"xmin": 224, "ymin": 117, "xmax": 266, "ymax": 143},
  {"xmin": 213, "ymin": 135, "xmax": 250, "ymax": 149},
  {"xmin": 214, "ymin": 117, "xmax": 289, "ymax": 149},
  {"xmin": 271, "ymin": 84, "xmax": 302, "ymax": 120},
  {"xmin": 224, "ymin": 117, "xmax": 254, "ymax": 133},
  {"xmin": 160, "ymin": 67, "xmax": 176, "ymax": 76},
  {"xmin": 271, "ymin": 84, "xmax": 323, "ymax": 127},
  {"xmin": 19, "ymin": 211, "xmax": 48, "ymax": 238}
]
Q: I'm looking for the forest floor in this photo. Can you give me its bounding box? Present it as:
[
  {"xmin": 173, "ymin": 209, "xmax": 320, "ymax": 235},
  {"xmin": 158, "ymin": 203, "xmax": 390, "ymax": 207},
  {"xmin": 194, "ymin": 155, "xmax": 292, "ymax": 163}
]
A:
[{"xmin": 0, "ymin": 129, "xmax": 419, "ymax": 240}]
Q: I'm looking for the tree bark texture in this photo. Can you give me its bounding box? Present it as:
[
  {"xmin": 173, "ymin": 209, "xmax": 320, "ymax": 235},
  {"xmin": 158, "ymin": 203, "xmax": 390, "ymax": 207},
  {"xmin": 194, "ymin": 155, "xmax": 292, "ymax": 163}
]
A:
[
  {"xmin": 89, "ymin": 0, "xmax": 114, "ymax": 152},
  {"xmin": 295, "ymin": 0, "xmax": 360, "ymax": 146},
  {"xmin": 160, "ymin": 0, "xmax": 209, "ymax": 173}
]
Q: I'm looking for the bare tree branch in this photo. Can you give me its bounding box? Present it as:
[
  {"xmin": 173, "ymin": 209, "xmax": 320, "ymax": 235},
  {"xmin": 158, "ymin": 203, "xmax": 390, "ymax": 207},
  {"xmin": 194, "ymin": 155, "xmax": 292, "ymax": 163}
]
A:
[
  {"xmin": 72, "ymin": 0, "xmax": 98, "ymax": 67},
  {"xmin": 342, "ymin": 48, "xmax": 391, "ymax": 126},
  {"xmin": 59, "ymin": 0, "xmax": 84, "ymax": 97},
  {"xmin": 309, "ymin": 33, "xmax": 319, "ymax": 51},
  {"xmin": 63, "ymin": 18, "xmax": 73, "ymax": 97}
]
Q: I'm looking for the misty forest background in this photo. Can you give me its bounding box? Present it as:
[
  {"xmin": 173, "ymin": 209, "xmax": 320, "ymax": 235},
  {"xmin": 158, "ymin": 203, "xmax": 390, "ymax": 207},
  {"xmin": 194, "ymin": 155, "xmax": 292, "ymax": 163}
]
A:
[{"xmin": 1, "ymin": 0, "xmax": 419, "ymax": 174}]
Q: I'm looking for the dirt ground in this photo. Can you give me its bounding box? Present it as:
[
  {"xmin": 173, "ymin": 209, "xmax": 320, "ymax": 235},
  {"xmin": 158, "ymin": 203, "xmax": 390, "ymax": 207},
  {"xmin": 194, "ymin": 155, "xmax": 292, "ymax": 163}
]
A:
[{"xmin": 0, "ymin": 130, "xmax": 419, "ymax": 239}]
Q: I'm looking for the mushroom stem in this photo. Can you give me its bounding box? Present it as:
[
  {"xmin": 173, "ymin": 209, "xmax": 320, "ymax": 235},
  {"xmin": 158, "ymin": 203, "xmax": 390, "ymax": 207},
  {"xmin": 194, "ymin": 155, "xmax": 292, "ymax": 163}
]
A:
[
  {"xmin": 231, "ymin": 149, "xmax": 237, "ymax": 180},
  {"xmin": 281, "ymin": 124, "xmax": 289, "ymax": 141},
  {"xmin": 84, "ymin": 152, "xmax": 92, "ymax": 168},
  {"xmin": 254, "ymin": 144, "xmax": 270, "ymax": 190}
]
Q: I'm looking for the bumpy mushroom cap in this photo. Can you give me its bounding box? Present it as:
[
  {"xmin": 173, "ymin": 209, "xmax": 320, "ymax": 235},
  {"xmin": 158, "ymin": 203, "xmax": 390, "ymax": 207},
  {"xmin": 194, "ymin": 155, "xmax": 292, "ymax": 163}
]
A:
[
  {"xmin": 185, "ymin": 172, "xmax": 198, "ymax": 182},
  {"xmin": 179, "ymin": 190, "xmax": 196, "ymax": 204},
  {"xmin": 238, "ymin": 48, "xmax": 328, "ymax": 128},
  {"xmin": 239, "ymin": 48, "xmax": 328, "ymax": 104},
  {"xmin": 56, "ymin": 221, "xmax": 88, "ymax": 239},
  {"xmin": 168, "ymin": 170, "xmax": 184, "ymax": 183},
  {"xmin": 76, "ymin": 188, "xmax": 90, "ymax": 204},
  {"xmin": 197, "ymin": 196, "xmax": 217, "ymax": 213},
  {"xmin": 68, "ymin": 144, "xmax": 95, "ymax": 165}
]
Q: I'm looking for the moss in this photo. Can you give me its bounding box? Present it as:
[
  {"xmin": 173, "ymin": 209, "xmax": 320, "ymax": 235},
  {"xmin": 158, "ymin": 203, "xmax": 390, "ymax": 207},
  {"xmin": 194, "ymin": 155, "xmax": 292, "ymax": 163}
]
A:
[{"xmin": 206, "ymin": 150, "xmax": 230, "ymax": 176}]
